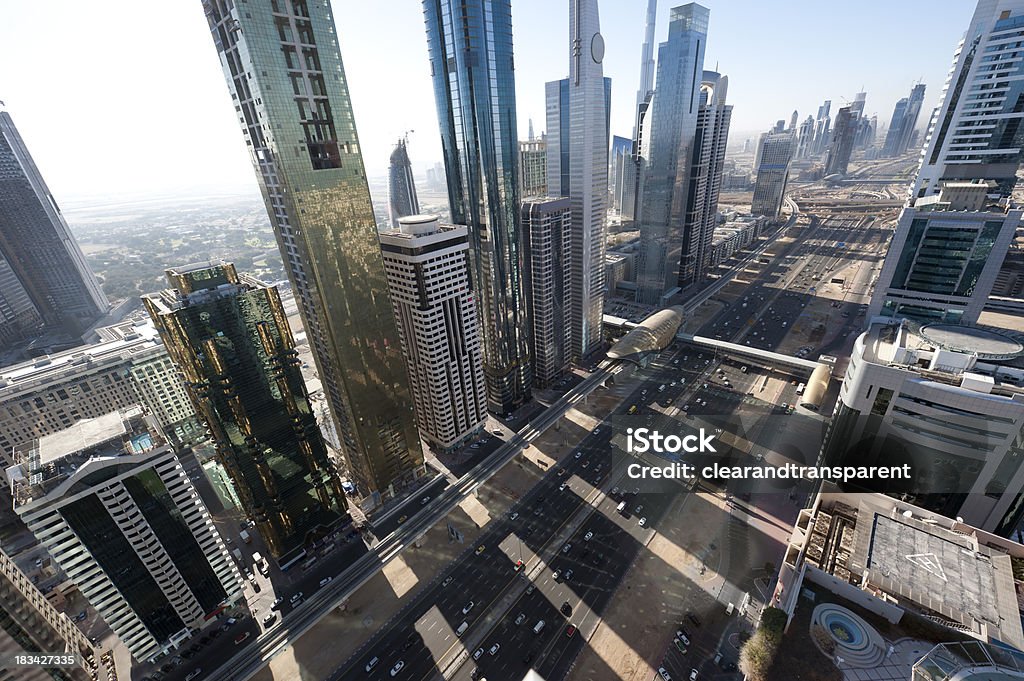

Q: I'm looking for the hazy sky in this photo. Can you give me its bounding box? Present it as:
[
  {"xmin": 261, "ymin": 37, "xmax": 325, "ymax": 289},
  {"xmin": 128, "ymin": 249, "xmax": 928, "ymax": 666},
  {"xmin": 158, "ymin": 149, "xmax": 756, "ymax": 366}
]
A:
[{"xmin": 0, "ymin": 1, "xmax": 975, "ymax": 202}]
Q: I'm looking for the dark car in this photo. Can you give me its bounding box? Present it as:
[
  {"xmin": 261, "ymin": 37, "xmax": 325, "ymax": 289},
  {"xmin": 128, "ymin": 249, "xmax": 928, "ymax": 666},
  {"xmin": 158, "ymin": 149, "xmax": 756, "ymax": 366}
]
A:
[
  {"xmin": 686, "ymin": 611, "xmax": 702, "ymax": 627},
  {"xmin": 560, "ymin": 601, "xmax": 573, "ymax": 617}
]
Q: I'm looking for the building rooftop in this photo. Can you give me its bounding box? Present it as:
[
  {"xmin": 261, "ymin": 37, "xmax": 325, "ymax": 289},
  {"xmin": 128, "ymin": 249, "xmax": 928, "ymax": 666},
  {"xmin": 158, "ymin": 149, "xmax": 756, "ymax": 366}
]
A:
[
  {"xmin": 918, "ymin": 324, "xmax": 1024, "ymax": 359},
  {"xmin": 36, "ymin": 411, "xmax": 127, "ymax": 468}
]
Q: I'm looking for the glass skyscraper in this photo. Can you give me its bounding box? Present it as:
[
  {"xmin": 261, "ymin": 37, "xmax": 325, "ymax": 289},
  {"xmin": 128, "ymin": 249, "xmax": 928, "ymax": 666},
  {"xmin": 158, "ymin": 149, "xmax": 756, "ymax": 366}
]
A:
[
  {"xmin": 424, "ymin": 0, "xmax": 533, "ymax": 414},
  {"xmin": 634, "ymin": 3, "xmax": 709, "ymax": 305},
  {"xmin": 0, "ymin": 104, "xmax": 108, "ymax": 347},
  {"xmin": 201, "ymin": 0, "xmax": 423, "ymax": 504},
  {"xmin": 144, "ymin": 263, "xmax": 349, "ymax": 560},
  {"xmin": 388, "ymin": 137, "xmax": 420, "ymax": 228}
]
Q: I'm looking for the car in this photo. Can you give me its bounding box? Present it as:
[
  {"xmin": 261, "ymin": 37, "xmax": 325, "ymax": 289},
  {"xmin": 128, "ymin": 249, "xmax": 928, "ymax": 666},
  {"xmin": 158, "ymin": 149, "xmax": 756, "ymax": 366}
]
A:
[
  {"xmin": 390, "ymin": 660, "xmax": 405, "ymax": 677},
  {"xmin": 559, "ymin": 482, "xmax": 567, "ymax": 491},
  {"xmin": 319, "ymin": 576, "xmax": 332, "ymax": 587},
  {"xmin": 584, "ymin": 531, "xmax": 593, "ymax": 541},
  {"xmin": 689, "ymin": 670, "xmax": 699, "ymax": 680},
  {"xmin": 488, "ymin": 643, "xmax": 500, "ymax": 656},
  {"xmin": 514, "ymin": 560, "xmax": 524, "ymax": 572},
  {"xmin": 290, "ymin": 592, "xmax": 303, "ymax": 603},
  {"xmin": 676, "ymin": 631, "xmax": 690, "ymax": 646},
  {"xmin": 442, "ymin": 576, "xmax": 454, "ymax": 587},
  {"xmin": 472, "ymin": 648, "xmax": 484, "ymax": 660},
  {"xmin": 552, "ymin": 570, "xmax": 560, "ymax": 581},
  {"xmin": 564, "ymin": 569, "xmax": 573, "ymax": 581},
  {"xmin": 581, "ymin": 460, "xmax": 590, "ymax": 468},
  {"xmin": 492, "ymin": 429, "xmax": 503, "ymax": 436},
  {"xmin": 526, "ymin": 584, "xmax": 536, "ymax": 594},
  {"xmin": 574, "ymin": 451, "xmax": 582, "ymax": 459},
  {"xmin": 462, "ymin": 601, "xmax": 474, "ymax": 614},
  {"xmin": 673, "ymin": 638, "xmax": 688, "ymax": 654},
  {"xmin": 397, "ymin": 515, "xmax": 407, "ymax": 524},
  {"xmin": 557, "ymin": 468, "xmax": 567, "ymax": 477},
  {"xmin": 562, "ymin": 543, "xmax": 572, "ymax": 554},
  {"xmin": 262, "ymin": 612, "xmax": 277, "ymax": 626},
  {"xmin": 420, "ymin": 496, "xmax": 431, "ymax": 505},
  {"xmin": 470, "ymin": 443, "xmax": 480, "ymax": 449},
  {"xmin": 635, "ymin": 505, "xmax": 643, "ymax": 514},
  {"xmin": 185, "ymin": 671, "xmax": 202, "ymax": 681},
  {"xmin": 476, "ymin": 545, "xmax": 486, "ymax": 555},
  {"xmin": 509, "ymin": 512, "xmax": 519, "ymax": 521},
  {"xmin": 658, "ymin": 668, "xmax": 671, "ymax": 681},
  {"xmin": 611, "ymin": 487, "xmax": 620, "ymax": 496},
  {"xmin": 234, "ymin": 632, "xmax": 250, "ymax": 645},
  {"xmin": 74, "ymin": 611, "xmax": 87, "ymax": 622},
  {"xmin": 686, "ymin": 611, "xmax": 702, "ymax": 627},
  {"xmin": 515, "ymin": 613, "xmax": 526, "ymax": 625},
  {"xmin": 639, "ymin": 517, "xmax": 647, "ymax": 527},
  {"xmin": 565, "ymin": 624, "xmax": 577, "ymax": 637},
  {"xmin": 470, "ymin": 669, "xmax": 483, "ymax": 680},
  {"xmin": 365, "ymin": 657, "xmax": 380, "ymax": 672}
]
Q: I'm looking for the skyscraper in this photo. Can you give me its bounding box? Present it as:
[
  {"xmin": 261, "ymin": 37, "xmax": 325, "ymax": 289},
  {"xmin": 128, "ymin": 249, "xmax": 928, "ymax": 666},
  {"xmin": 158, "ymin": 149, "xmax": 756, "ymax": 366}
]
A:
[
  {"xmin": 882, "ymin": 83, "xmax": 925, "ymax": 157},
  {"xmin": 519, "ymin": 138, "xmax": 548, "ymax": 197},
  {"xmin": 379, "ymin": 215, "xmax": 487, "ymax": 451},
  {"xmin": 812, "ymin": 99, "xmax": 832, "ymax": 155},
  {"xmin": 566, "ymin": 0, "xmax": 609, "ymax": 361},
  {"xmin": 913, "ymin": 0, "xmax": 1024, "ymax": 200},
  {"xmin": 424, "ymin": 0, "xmax": 533, "ymax": 414},
  {"xmin": 0, "ymin": 547, "xmax": 96, "ymax": 680},
  {"xmin": 751, "ymin": 129, "xmax": 795, "ymax": 219},
  {"xmin": 634, "ymin": 3, "xmax": 709, "ymax": 305},
  {"xmin": 8, "ymin": 407, "xmax": 243, "ymax": 662},
  {"xmin": 610, "ymin": 135, "xmax": 633, "ymax": 213},
  {"xmin": 624, "ymin": 0, "xmax": 658, "ymax": 224},
  {"xmin": 0, "ymin": 105, "xmax": 108, "ymax": 346},
  {"xmin": 144, "ymin": 263, "xmax": 351, "ymax": 558},
  {"xmin": 824, "ymin": 105, "xmax": 857, "ymax": 176},
  {"xmin": 795, "ymin": 115, "xmax": 815, "ymax": 159},
  {"xmin": 388, "ymin": 137, "xmax": 420, "ymax": 228},
  {"xmin": 685, "ymin": 70, "xmax": 732, "ymax": 285},
  {"xmin": 522, "ymin": 198, "xmax": 572, "ymax": 387},
  {"xmin": 202, "ymin": 0, "xmax": 422, "ymax": 502}
]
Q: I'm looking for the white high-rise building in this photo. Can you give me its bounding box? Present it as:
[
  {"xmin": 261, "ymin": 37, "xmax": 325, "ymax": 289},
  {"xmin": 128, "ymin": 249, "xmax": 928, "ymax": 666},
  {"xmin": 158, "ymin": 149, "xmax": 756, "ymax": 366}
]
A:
[
  {"xmin": 522, "ymin": 198, "xmax": 572, "ymax": 387},
  {"xmin": 8, "ymin": 408, "xmax": 243, "ymax": 662},
  {"xmin": 379, "ymin": 215, "xmax": 487, "ymax": 451},
  {"xmin": 913, "ymin": 0, "xmax": 1024, "ymax": 201},
  {"xmin": 567, "ymin": 0, "xmax": 609, "ymax": 360}
]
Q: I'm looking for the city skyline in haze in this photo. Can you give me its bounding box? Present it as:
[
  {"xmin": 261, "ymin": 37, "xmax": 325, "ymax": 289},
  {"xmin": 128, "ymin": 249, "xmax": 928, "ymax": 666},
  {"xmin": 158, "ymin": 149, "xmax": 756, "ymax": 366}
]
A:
[{"xmin": 0, "ymin": 0, "xmax": 973, "ymax": 201}]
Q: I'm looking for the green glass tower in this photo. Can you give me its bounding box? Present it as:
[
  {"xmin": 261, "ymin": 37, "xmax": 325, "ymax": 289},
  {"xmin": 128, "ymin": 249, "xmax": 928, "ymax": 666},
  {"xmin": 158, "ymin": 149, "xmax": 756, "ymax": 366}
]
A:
[
  {"xmin": 144, "ymin": 263, "xmax": 347, "ymax": 560},
  {"xmin": 201, "ymin": 0, "xmax": 422, "ymax": 504}
]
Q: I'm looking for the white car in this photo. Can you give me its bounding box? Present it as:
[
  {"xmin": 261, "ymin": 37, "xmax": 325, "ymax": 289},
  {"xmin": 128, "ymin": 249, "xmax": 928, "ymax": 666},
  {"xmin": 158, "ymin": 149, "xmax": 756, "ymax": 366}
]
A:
[
  {"xmin": 676, "ymin": 630, "xmax": 691, "ymax": 646},
  {"xmin": 488, "ymin": 643, "xmax": 500, "ymax": 656},
  {"xmin": 509, "ymin": 512, "xmax": 519, "ymax": 521},
  {"xmin": 390, "ymin": 661, "xmax": 405, "ymax": 677},
  {"xmin": 584, "ymin": 531, "xmax": 593, "ymax": 541},
  {"xmin": 574, "ymin": 451, "xmax": 582, "ymax": 459},
  {"xmin": 472, "ymin": 648, "xmax": 484, "ymax": 660},
  {"xmin": 658, "ymin": 668, "xmax": 671, "ymax": 681},
  {"xmin": 462, "ymin": 601, "xmax": 474, "ymax": 615},
  {"xmin": 319, "ymin": 577, "xmax": 332, "ymax": 587},
  {"xmin": 639, "ymin": 517, "xmax": 647, "ymax": 527},
  {"xmin": 515, "ymin": 613, "xmax": 526, "ymax": 625},
  {"xmin": 689, "ymin": 670, "xmax": 699, "ymax": 680}
]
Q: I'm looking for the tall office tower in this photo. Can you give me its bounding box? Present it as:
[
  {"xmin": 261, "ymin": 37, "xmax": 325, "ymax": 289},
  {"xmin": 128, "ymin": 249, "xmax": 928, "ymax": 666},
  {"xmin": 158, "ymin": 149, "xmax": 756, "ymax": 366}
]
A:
[
  {"xmin": 753, "ymin": 132, "xmax": 767, "ymax": 170},
  {"xmin": 528, "ymin": 118, "xmax": 535, "ymax": 141},
  {"xmin": 868, "ymin": 180, "xmax": 1019, "ymax": 324},
  {"xmin": 0, "ymin": 253, "xmax": 42, "ymax": 352},
  {"xmin": 819, "ymin": 318, "xmax": 1024, "ymax": 536},
  {"xmin": 751, "ymin": 129, "xmax": 795, "ymax": 219},
  {"xmin": 634, "ymin": 3, "xmax": 709, "ymax": 305},
  {"xmin": 610, "ymin": 135, "xmax": 633, "ymax": 213},
  {"xmin": 624, "ymin": 0, "xmax": 658, "ymax": 224},
  {"xmin": 562, "ymin": 0, "xmax": 609, "ymax": 361},
  {"xmin": 789, "ymin": 110, "xmax": 798, "ymax": 130},
  {"xmin": 882, "ymin": 83, "xmax": 926, "ymax": 157},
  {"xmin": 913, "ymin": 0, "xmax": 1024, "ymax": 200},
  {"xmin": 812, "ymin": 99, "xmax": 832, "ymax": 155},
  {"xmin": 202, "ymin": 0, "xmax": 422, "ymax": 502},
  {"xmin": 379, "ymin": 215, "xmax": 487, "ymax": 451},
  {"xmin": 8, "ymin": 408, "xmax": 243, "ymax": 662},
  {"xmin": 824, "ymin": 105, "xmax": 858, "ymax": 176},
  {"xmin": 387, "ymin": 137, "xmax": 420, "ymax": 228},
  {"xmin": 424, "ymin": 0, "xmax": 533, "ymax": 414},
  {"xmin": 0, "ymin": 321, "xmax": 201, "ymax": 462},
  {"xmin": 546, "ymin": 75, "xmax": 612, "ymax": 198},
  {"xmin": 686, "ymin": 70, "xmax": 732, "ymax": 284},
  {"xmin": 850, "ymin": 90, "xmax": 867, "ymax": 115},
  {"xmin": 521, "ymin": 198, "xmax": 572, "ymax": 388},
  {"xmin": 519, "ymin": 138, "xmax": 548, "ymax": 197},
  {"xmin": 144, "ymin": 263, "xmax": 350, "ymax": 558},
  {"xmin": 795, "ymin": 115, "xmax": 815, "ymax": 159},
  {"xmin": 0, "ymin": 105, "xmax": 108, "ymax": 346},
  {"xmin": 0, "ymin": 548, "xmax": 96, "ymax": 681}
]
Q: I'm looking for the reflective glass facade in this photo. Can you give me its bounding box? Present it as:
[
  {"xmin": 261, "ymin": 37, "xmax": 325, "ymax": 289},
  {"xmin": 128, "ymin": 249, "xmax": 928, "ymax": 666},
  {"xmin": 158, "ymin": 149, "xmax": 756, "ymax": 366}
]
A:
[
  {"xmin": 635, "ymin": 3, "xmax": 709, "ymax": 305},
  {"xmin": 424, "ymin": 0, "xmax": 533, "ymax": 414},
  {"xmin": 144, "ymin": 263, "xmax": 347, "ymax": 558},
  {"xmin": 202, "ymin": 0, "xmax": 422, "ymax": 501}
]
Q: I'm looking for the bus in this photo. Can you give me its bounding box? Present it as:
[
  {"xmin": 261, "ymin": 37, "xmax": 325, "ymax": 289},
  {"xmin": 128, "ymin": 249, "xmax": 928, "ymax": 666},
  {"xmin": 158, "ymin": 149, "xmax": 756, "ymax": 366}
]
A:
[{"xmin": 796, "ymin": 383, "xmax": 806, "ymax": 395}]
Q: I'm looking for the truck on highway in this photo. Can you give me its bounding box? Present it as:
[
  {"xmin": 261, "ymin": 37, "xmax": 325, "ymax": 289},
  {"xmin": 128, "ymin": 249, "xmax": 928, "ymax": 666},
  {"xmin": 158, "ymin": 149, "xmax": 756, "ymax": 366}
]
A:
[{"xmin": 239, "ymin": 529, "xmax": 251, "ymax": 544}]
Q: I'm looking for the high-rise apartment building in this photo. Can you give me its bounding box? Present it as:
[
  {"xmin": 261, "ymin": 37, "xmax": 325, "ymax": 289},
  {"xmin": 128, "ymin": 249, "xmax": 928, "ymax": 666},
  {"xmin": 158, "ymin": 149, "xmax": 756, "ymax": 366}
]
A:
[
  {"xmin": 610, "ymin": 135, "xmax": 633, "ymax": 214},
  {"xmin": 521, "ymin": 198, "xmax": 572, "ymax": 387},
  {"xmin": 379, "ymin": 215, "xmax": 487, "ymax": 451},
  {"xmin": 519, "ymin": 138, "xmax": 548, "ymax": 197},
  {"xmin": 882, "ymin": 83, "xmax": 926, "ymax": 157},
  {"xmin": 819, "ymin": 318, "xmax": 1024, "ymax": 537},
  {"xmin": 144, "ymin": 263, "xmax": 350, "ymax": 558},
  {"xmin": 868, "ymin": 180, "xmax": 1019, "ymax": 324},
  {"xmin": 795, "ymin": 115, "xmax": 815, "ymax": 159},
  {"xmin": 424, "ymin": 0, "xmax": 533, "ymax": 414},
  {"xmin": 0, "ymin": 547, "xmax": 96, "ymax": 681},
  {"xmin": 684, "ymin": 70, "xmax": 732, "ymax": 285},
  {"xmin": 913, "ymin": 0, "xmax": 1024, "ymax": 200},
  {"xmin": 634, "ymin": 3, "xmax": 709, "ymax": 305},
  {"xmin": 824, "ymin": 105, "xmax": 858, "ymax": 176},
  {"xmin": 8, "ymin": 408, "xmax": 243, "ymax": 662},
  {"xmin": 751, "ymin": 129, "xmax": 795, "ymax": 219},
  {"xmin": 0, "ymin": 320, "xmax": 201, "ymax": 462},
  {"xmin": 202, "ymin": 0, "xmax": 422, "ymax": 501},
  {"xmin": 812, "ymin": 99, "xmax": 832, "ymax": 155},
  {"xmin": 0, "ymin": 105, "xmax": 108, "ymax": 347},
  {"xmin": 388, "ymin": 137, "xmax": 420, "ymax": 228}
]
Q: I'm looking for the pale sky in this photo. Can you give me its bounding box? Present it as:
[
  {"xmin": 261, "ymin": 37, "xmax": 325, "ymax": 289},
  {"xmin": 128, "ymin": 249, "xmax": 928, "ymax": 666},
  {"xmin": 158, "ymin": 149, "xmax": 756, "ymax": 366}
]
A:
[{"xmin": 0, "ymin": 1, "xmax": 975, "ymax": 202}]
